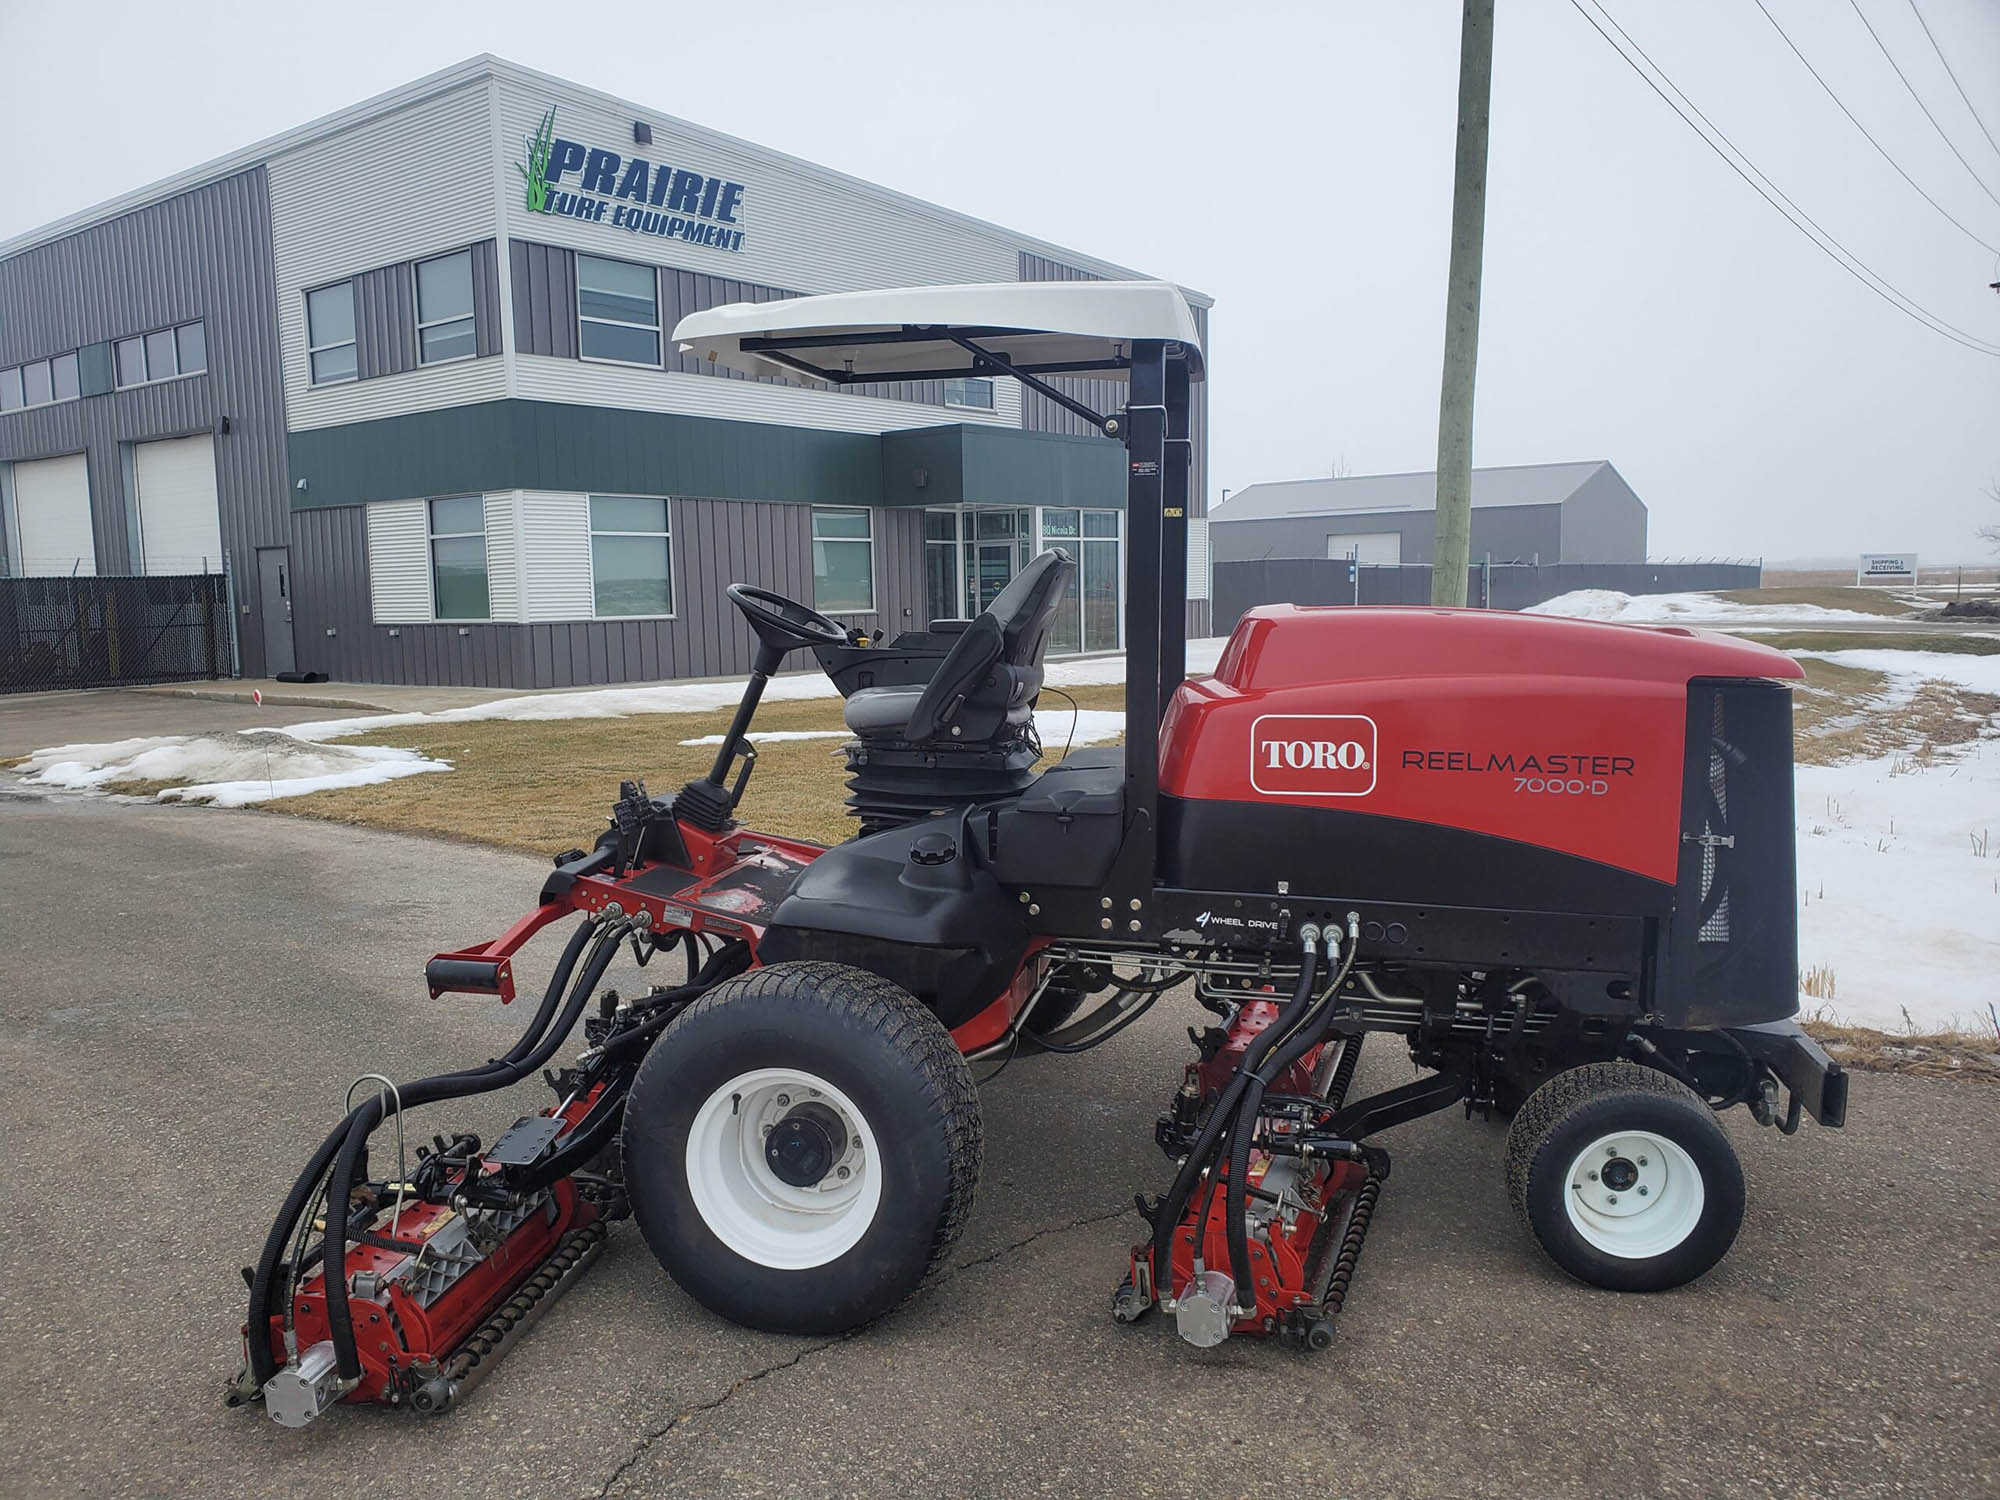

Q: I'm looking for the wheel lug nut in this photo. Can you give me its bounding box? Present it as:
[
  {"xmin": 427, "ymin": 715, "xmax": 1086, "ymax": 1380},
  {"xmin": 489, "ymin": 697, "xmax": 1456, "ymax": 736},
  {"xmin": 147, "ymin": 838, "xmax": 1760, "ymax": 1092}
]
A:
[
  {"xmin": 837, "ymin": 1166, "xmax": 850, "ymax": 1179},
  {"xmin": 1606, "ymin": 1194, "xmax": 1618, "ymax": 1205},
  {"xmin": 1587, "ymin": 1170, "xmax": 1599, "ymax": 1181},
  {"xmin": 1637, "ymin": 1156, "xmax": 1648, "ymax": 1166},
  {"xmin": 776, "ymin": 1094, "xmax": 790, "ymax": 1106},
  {"xmin": 1637, "ymin": 1186, "xmax": 1648, "ymax": 1196}
]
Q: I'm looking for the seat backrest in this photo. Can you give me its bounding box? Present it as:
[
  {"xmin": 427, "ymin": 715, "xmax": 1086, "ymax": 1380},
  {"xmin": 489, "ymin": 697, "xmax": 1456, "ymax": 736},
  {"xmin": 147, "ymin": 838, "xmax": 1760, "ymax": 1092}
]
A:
[{"xmin": 903, "ymin": 549, "xmax": 1075, "ymax": 743}]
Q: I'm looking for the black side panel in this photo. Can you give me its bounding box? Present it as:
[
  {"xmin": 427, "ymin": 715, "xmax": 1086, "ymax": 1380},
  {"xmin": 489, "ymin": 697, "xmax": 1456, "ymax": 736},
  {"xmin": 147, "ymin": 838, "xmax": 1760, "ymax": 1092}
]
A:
[
  {"xmin": 1159, "ymin": 796, "xmax": 1675, "ymax": 919},
  {"xmin": 758, "ymin": 819, "xmax": 1029, "ymax": 1027},
  {"xmin": 1661, "ymin": 679, "xmax": 1799, "ymax": 1028}
]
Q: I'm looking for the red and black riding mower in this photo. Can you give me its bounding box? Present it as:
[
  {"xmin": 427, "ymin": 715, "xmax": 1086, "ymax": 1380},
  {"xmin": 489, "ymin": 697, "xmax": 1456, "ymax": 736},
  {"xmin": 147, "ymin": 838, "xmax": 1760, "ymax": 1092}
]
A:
[{"xmin": 231, "ymin": 283, "xmax": 1845, "ymax": 1425}]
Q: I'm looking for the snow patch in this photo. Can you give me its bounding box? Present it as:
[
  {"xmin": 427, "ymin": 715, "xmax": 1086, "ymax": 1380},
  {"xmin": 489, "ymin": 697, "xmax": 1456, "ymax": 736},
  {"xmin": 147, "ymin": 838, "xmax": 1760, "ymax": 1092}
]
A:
[
  {"xmin": 18, "ymin": 731, "xmax": 450, "ymax": 807},
  {"xmin": 677, "ymin": 730, "xmax": 852, "ymax": 747},
  {"xmin": 1795, "ymin": 738, "xmax": 2000, "ymax": 1033},
  {"xmin": 1791, "ymin": 649, "xmax": 2000, "ymax": 698},
  {"xmin": 1527, "ymin": 590, "xmax": 1888, "ymax": 624},
  {"xmin": 677, "ymin": 705, "xmax": 1128, "ymax": 750}
]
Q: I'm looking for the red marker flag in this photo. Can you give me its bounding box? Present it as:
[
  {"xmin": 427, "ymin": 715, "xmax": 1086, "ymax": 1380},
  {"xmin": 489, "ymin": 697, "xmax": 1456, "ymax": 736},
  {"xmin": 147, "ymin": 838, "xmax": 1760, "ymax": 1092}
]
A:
[{"xmin": 252, "ymin": 689, "xmax": 263, "ymax": 707}]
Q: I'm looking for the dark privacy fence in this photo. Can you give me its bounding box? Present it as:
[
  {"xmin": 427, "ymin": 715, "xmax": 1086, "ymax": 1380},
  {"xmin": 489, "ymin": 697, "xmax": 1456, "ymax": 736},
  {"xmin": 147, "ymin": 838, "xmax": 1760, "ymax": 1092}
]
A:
[
  {"xmin": 0, "ymin": 573, "xmax": 233, "ymax": 693},
  {"xmin": 1212, "ymin": 560, "xmax": 1763, "ymax": 631}
]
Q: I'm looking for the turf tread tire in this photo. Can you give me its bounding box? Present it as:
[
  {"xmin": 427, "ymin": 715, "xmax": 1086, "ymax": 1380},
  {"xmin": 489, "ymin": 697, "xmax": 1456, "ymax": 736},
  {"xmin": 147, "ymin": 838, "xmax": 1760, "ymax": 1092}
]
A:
[
  {"xmin": 624, "ymin": 961, "xmax": 981, "ymax": 1334},
  {"xmin": 1504, "ymin": 1060, "xmax": 1744, "ymax": 1293}
]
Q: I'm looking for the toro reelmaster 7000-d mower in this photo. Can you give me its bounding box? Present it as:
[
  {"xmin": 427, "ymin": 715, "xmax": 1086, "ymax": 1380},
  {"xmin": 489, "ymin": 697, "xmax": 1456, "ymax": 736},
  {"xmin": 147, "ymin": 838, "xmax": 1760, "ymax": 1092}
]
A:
[{"xmin": 232, "ymin": 282, "xmax": 1846, "ymax": 1426}]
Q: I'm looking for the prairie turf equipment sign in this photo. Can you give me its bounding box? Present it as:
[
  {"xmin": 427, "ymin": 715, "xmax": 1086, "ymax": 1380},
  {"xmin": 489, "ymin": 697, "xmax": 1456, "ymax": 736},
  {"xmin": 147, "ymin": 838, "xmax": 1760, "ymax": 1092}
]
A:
[{"xmin": 519, "ymin": 107, "xmax": 748, "ymax": 253}]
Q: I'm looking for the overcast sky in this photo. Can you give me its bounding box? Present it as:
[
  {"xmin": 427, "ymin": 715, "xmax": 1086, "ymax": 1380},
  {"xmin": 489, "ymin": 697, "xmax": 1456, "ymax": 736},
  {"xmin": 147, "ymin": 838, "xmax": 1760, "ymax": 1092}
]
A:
[{"xmin": 4, "ymin": 0, "xmax": 1997, "ymax": 561}]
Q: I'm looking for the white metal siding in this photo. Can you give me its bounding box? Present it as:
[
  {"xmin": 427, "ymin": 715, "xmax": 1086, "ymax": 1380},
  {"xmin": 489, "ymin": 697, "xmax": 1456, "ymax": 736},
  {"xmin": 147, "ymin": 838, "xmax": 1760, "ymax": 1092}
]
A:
[
  {"xmin": 494, "ymin": 79, "xmax": 1023, "ymax": 300},
  {"xmin": 8, "ymin": 454, "xmax": 95, "ymax": 576},
  {"xmin": 483, "ymin": 492, "xmax": 523, "ymax": 620},
  {"xmin": 270, "ymin": 83, "xmax": 505, "ymax": 431},
  {"xmin": 132, "ymin": 435, "xmax": 223, "ymax": 575},
  {"xmin": 1186, "ymin": 516, "xmax": 1211, "ymax": 602},
  {"xmin": 519, "ymin": 492, "xmax": 594, "ymax": 621},
  {"xmin": 366, "ymin": 498, "xmax": 432, "ymax": 622}
]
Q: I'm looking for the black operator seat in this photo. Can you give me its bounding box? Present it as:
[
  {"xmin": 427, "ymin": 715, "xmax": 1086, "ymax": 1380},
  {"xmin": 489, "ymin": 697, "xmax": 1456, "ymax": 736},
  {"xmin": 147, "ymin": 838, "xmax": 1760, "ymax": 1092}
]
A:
[{"xmin": 843, "ymin": 548, "xmax": 1075, "ymax": 744}]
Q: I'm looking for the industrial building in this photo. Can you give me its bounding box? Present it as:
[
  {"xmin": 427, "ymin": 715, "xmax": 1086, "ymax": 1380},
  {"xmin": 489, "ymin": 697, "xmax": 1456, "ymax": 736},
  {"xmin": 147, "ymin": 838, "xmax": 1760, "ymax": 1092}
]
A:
[
  {"xmin": 1211, "ymin": 461, "xmax": 1646, "ymax": 567},
  {"xmin": 0, "ymin": 55, "xmax": 1210, "ymax": 686}
]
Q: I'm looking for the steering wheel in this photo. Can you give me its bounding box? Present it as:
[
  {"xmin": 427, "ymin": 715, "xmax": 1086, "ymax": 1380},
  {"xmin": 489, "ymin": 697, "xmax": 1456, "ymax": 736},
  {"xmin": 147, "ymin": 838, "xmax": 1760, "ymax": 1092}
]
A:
[{"xmin": 725, "ymin": 583, "xmax": 851, "ymax": 653}]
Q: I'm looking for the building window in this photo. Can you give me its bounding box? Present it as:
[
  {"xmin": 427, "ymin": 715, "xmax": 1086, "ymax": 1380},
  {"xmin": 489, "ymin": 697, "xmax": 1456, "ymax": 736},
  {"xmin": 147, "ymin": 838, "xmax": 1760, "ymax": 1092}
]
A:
[
  {"xmin": 943, "ymin": 376, "xmax": 994, "ymax": 410},
  {"xmin": 113, "ymin": 321, "xmax": 207, "ymax": 389},
  {"xmin": 307, "ymin": 283, "xmax": 358, "ymax": 384},
  {"xmin": 416, "ymin": 249, "xmax": 477, "ymax": 365},
  {"xmin": 576, "ymin": 254, "xmax": 660, "ymax": 365},
  {"xmin": 588, "ymin": 495, "xmax": 673, "ymax": 617},
  {"xmin": 428, "ymin": 495, "xmax": 489, "ymax": 620},
  {"xmin": 3, "ymin": 351, "xmax": 82, "ymax": 411},
  {"xmin": 812, "ymin": 507, "xmax": 874, "ymax": 613}
]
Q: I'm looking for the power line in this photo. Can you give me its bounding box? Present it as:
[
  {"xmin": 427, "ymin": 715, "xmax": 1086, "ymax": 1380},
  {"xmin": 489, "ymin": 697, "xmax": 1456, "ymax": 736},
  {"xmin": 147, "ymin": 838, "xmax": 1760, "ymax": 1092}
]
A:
[
  {"xmin": 1847, "ymin": 0, "xmax": 2000, "ymax": 214},
  {"xmin": 1906, "ymin": 0, "xmax": 2000, "ymax": 166},
  {"xmin": 1750, "ymin": 0, "xmax": 1997, "ymax": 256},
  {"xmin": 1567, "ymin": 0, "xmax": 2000, "ymax": 356}
]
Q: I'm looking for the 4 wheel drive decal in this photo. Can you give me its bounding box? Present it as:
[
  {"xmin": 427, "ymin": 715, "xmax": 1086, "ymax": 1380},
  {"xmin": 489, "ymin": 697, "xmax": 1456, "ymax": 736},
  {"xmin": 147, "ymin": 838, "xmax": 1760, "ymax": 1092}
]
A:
[{"xmin": 1249, "ymin": 714, "xmax": 1379, "ymax": 797}]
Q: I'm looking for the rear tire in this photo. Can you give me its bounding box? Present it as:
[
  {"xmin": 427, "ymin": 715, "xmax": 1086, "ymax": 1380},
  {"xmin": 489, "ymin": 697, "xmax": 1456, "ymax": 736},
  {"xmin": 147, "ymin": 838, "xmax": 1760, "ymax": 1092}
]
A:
[
  {"xmin": 1505, "ymin": 1061, "xmax": 1744, "ymax": 1292},
  {"xmin": 623, "ymin": 961, "xmax": 981, "ymax": 1335}
]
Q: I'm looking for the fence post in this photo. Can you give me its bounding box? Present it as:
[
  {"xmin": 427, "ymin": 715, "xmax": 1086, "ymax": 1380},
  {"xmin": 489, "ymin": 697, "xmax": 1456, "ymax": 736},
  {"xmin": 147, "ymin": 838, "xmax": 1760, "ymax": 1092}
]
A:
[{"xmin": 221, "ymin": 551, "xmax": 241, "ymax": 679}]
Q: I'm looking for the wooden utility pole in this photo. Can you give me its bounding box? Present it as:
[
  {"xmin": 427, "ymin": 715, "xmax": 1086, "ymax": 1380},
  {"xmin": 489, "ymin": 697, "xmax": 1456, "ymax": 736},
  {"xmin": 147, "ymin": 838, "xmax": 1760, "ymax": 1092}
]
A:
[{"xmin": 1431, "ymin": 0, "xmax": 1495, "ymax": 606}]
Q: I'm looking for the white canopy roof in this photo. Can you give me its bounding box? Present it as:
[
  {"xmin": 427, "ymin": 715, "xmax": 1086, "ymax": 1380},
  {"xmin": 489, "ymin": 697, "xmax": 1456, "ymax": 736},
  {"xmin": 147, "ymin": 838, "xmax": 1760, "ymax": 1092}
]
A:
[{"xmin": 671, "ymin": 280, "xmax": 1204, "ymax": 385}]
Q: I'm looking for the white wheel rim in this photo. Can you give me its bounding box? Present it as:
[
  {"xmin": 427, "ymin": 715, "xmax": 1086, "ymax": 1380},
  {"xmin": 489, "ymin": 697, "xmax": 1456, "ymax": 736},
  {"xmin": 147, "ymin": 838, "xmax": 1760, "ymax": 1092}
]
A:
[
  {"xmin": 684, "ymin": 1067, "xmax": 882, "ymax": 1270},
  {"xmin": 1562, "ymin": 1129, "xmax": 1705, "ymax": 1260}
]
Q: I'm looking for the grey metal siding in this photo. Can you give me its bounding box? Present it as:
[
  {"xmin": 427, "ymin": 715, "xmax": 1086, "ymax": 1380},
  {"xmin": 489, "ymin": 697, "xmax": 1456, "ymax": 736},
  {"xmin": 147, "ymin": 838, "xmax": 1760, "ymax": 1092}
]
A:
[
  {"xmin": 1213, "ymin": 504, "xmax": 1564, "ymax": 567},
  {"xmin": 291, "ymin": 495, "xmax": 921, "ymax": 688},
  {"xmin": 348, "ymin": 239, "xmax": 502, "ymax": 381},
  {"xmin": 509, "ymin": 240, "xmax": 949, "ymax": 406},
  {"xmin": 510, "ymin": 240, "xmax": 576, "ymax": 358},
  {"xmin": 0, "ymin": 167, "xmax": 288, "ymax": 670},
  {"xmin": 354, "ymin": 263, "xmax": 417, "ymax": 380},
  {"xmin": 1558, "ymin": 463, "xmax": 1648, "ymax": 562},
  {"xmin": 471, "ymin": 239, "xmax": 502, "ymax": 358}
]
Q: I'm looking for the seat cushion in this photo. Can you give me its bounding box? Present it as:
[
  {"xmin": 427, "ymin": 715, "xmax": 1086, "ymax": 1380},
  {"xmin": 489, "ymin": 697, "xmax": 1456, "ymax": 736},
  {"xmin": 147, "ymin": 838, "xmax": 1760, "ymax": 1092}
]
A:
[{"xmin": 844, "ymin": 685, "xmax": 924, "ymax": 737}]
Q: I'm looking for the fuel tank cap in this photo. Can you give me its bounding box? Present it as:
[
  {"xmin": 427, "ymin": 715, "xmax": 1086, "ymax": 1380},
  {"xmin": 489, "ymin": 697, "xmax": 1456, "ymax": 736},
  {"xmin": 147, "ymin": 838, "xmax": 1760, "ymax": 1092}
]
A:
[{"xmin": 909, "ymin": 831, "xmax": 959, "ymax": 866}]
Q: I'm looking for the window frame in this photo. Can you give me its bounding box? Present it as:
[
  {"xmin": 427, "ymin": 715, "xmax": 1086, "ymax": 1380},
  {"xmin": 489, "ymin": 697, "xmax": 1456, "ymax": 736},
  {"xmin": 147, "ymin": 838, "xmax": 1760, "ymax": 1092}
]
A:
[
  {"xmin": 112, "ymin": 320, "xmax": 208, "ymax": 390},
  {"xmin": 305, "ymin": 281, "xmax": 359, "ymax": 386},
  {"xmin": 942, "ymin": 376, "xmax": 995, "ymax": 411},
  {"xmin": 414, "ymin": 248, "xmax": 478, "ymax": 367},
  {"xmin": 4, "ymin": 350, "xmax": 83, "ymax": 411},
  {"xmin": 810, "ymin": 505, "xmax": 877, "ymax": 616},
  {"xmin": 426, "ymin": 494, "xmax": 491, "ymax": 622},
  {"xmin": 574, "ymin": 253, "xmax": 663, "ymax": 369},
  {"xmin": 585, "ymin": 493, "xmax": 676, "ymax": 620}
]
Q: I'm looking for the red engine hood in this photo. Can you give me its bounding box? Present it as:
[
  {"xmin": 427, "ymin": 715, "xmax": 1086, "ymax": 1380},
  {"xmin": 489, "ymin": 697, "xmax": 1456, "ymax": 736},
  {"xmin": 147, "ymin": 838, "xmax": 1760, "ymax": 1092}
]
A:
[{"xmin": 1214, "ymin": 605, "xmax": 1804, "ymax": 692}]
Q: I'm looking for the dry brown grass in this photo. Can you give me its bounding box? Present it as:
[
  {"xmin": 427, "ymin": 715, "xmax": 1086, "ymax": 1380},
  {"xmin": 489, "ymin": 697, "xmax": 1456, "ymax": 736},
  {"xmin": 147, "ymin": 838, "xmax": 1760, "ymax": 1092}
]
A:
[
  {"xmin": 242, "ymin": 683, "xmax": 1132, "ymax": 855},
  {"xmin": 1802, "ymin": 1019, "xmax": 2000, "ymax": 1083},
  {"xmin": 1714, "ymin": 586, "xmax": 1917, "ymax": 617}
]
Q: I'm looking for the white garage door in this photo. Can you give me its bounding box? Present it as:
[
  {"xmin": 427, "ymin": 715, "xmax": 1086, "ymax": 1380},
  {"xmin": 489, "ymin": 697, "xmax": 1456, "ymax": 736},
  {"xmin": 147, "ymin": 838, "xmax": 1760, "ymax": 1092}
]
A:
[
  {"xmin": 133, "ymin": 434, "xmax": 223, "ymax": 575},
  {"xmin": 1325, "ymin": 531, "xmax": 1403, "ymax": 566},
  {"xmin": 7, "ymin": 453, "xmax": 96, "ymax": 576}
]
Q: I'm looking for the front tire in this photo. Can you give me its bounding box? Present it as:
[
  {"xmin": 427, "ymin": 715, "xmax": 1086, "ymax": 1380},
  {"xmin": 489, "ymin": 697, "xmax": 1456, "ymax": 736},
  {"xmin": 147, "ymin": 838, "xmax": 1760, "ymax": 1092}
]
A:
[
  {"xmin": 1505, "ymin": 1061, "xmax": 1744, "ymax": 1292},
  {"xmin": 623, "ymin": 961, "xmax": 981, "ymax": 1335}
]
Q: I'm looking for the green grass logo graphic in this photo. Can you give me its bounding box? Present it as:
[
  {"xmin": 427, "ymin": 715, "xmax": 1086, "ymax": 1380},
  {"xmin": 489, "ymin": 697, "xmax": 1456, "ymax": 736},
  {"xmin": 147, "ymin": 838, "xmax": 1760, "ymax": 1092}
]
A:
[{"xmin": 518, "ymin": 107, "xmax": 556, "ymax": 213}]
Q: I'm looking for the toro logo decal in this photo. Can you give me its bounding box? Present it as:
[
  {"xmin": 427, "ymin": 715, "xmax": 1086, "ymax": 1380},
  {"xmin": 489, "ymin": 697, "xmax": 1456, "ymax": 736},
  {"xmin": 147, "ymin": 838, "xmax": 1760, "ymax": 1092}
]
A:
[{"xmin": 1249, "ymin": 715, "xmax": 1378, "ymax": 798}]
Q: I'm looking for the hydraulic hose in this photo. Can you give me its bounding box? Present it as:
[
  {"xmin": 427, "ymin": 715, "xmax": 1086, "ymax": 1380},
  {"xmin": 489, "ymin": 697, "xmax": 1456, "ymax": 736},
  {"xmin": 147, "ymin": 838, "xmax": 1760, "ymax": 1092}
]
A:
[
  {"xmin": 1150, "ymin": 937, "xmax": 1320, "ymax": 1301},
  {"xmin": 245, "ymin": 916, "xmax": 599, "ymax": 1387},
  {"xmin": 322, "ymin": 918, "xmax": 630, "ymax": 1381}
]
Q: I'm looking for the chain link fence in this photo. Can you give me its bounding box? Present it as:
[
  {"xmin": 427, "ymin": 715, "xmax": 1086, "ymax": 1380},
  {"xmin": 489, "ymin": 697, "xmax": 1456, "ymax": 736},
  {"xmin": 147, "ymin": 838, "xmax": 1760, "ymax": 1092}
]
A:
[{"xmin": 0, "ymin": 573, "xmax": 234, "ymax": 693}]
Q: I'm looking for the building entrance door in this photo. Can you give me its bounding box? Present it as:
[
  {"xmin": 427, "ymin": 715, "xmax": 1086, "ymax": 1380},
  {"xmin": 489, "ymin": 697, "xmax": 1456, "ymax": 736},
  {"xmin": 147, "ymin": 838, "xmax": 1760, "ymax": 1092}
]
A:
[{"xmin": 256, "ymin": 547, "xmax": 297, "ymax": 677}]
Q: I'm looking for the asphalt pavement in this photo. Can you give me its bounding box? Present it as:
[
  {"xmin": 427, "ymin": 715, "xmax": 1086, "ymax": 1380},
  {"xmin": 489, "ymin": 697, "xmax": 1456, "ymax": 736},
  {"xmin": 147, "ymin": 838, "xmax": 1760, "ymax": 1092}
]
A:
[{"xmin": 0, "ymin": 793, "xmax": 1994, "ymax": 1500}]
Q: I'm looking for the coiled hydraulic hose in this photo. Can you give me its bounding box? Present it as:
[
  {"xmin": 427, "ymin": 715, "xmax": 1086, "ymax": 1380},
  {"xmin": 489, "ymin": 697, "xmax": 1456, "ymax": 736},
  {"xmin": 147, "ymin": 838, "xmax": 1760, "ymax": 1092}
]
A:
[
  {"xmin": 1149, "ymin": 935, "xmax": 1321, "ymax": 1303},
  {"xmin": 320, "ymin": 918, "xmax": 632, "ymax": 1382},
  {"xmin": 245, "ymin": 915, "xmax": 599, "ymax": 1389}
]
